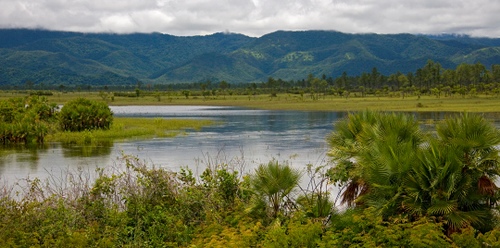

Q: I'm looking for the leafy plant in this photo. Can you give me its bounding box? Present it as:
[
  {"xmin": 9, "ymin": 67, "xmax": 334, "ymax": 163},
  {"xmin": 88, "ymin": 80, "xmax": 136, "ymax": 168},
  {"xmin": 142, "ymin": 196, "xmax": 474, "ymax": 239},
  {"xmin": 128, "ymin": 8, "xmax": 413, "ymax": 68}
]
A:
[
  {"xmin": 59, "ymin": 98, "xmax": 113, "ymax": 132},
  {"xmin": 0, "ymin": 96, "xmax": 56, "ymax": 144},
  {"xmin": 247, "ymin": 160, "xmax": 302, "ymax": 220},
  {"xmin": 327, "ymin": 111, "xmax": 500, "ymax": 234}
]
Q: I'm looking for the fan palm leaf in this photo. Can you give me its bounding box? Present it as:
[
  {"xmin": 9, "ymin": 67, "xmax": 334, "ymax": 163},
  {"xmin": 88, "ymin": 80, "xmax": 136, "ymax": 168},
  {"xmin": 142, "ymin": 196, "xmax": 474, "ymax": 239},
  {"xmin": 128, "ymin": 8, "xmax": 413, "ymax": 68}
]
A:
[{"xmin": 250, "ymin": 160, "xmax": 302, "ymax": 219}]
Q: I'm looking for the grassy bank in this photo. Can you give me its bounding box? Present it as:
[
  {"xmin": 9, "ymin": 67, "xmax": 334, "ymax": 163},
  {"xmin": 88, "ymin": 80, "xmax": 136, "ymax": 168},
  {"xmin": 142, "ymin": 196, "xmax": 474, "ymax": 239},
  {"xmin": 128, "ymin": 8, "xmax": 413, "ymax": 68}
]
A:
[
  {"xmin": 45, "ymin": 117, "xmax": 215, "ymax": 144},
  {"xmin": 2, "ymin": 91, "xmax": 499, "ymax": 112}
]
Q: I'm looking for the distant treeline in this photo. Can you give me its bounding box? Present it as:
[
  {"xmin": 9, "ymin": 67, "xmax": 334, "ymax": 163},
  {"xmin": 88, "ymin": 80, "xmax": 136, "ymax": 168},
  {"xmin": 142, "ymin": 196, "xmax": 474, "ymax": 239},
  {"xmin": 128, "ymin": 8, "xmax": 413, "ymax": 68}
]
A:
[{"xmin": 4, "ymin": 60, "xmax": 500, "ymax": 97}]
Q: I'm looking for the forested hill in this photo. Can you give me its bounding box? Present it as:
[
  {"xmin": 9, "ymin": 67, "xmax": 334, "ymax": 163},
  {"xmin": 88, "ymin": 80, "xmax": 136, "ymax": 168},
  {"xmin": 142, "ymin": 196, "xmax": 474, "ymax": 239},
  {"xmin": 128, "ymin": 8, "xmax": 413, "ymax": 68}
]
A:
[{"xmin": 1, "ymin": 28, "xmax": 500, "ymax": 86}]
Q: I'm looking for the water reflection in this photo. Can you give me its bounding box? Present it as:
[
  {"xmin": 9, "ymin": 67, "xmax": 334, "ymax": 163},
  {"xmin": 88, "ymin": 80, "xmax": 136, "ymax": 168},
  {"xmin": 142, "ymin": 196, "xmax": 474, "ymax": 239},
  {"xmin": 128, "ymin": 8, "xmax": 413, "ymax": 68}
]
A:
[
  {"xmin": 61, "ymin": 142, "xmax": 113, "ymax": 158},
  {"xmin": 0, "ymin": 144, "xmax": 47, "ymax": 176}
]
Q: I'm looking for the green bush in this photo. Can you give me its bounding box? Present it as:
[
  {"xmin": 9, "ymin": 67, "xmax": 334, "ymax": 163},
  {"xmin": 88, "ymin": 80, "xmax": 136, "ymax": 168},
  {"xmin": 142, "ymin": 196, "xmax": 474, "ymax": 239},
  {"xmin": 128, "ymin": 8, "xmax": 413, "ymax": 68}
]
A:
[
  {"xmin": 59, "ymin": 98, "xmax": 113, "ymax": 132},
  {"xmin": 0, "ymin": 96, "xmax": 56, "ymax": 144}
]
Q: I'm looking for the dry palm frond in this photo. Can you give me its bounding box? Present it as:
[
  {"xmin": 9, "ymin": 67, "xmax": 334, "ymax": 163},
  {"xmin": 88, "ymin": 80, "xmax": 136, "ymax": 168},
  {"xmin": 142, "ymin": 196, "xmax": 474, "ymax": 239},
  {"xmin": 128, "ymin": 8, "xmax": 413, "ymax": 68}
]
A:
[
  {"xmin": 341, "ymin": 178, "xmax": 368, "ymax": 206},
  {"xmin": 478, "ymin": 175, "xmax": 498, "ymax": 196}
]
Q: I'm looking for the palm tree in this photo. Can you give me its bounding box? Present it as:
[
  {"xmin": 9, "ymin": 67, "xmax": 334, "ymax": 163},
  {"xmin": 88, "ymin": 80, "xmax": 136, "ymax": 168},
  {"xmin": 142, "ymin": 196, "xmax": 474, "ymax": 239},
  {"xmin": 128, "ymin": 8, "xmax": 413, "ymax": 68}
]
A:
[
  {"xmin": 403, "ymin": 138, "xmax": 490, "ymax": 234},
  {"xmin": 436, "ymin": 112, "xmax": 500, "ymax": 180},
  {"xmin": 248, "ymin": 160, "xmax": 302, "ymax": 219},
  {"xmin": 434, "ymin": 113, "xmax": 500, "ymax": 232},
  {"xmin": 327, "ymin": 110, "xmax": 424, "ymax": 212},
  {"xmin": 328, "ymin": 111, "xmax": 500, "ymax": 234},
  {"xmin": 327, "ymin": 110, "xmax": 379, "ymax": 206},
  {"xmin": 355, "ymin": 112, "xmax": 424, "ymax": 218}
]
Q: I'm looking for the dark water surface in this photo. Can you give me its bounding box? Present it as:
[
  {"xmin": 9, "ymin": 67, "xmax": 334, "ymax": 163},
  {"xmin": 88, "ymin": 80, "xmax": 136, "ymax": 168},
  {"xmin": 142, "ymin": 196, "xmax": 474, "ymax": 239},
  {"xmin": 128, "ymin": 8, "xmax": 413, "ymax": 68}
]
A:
[{"xmin": 1, "ymin": 106, "xmax": 499, "ymax": 183}]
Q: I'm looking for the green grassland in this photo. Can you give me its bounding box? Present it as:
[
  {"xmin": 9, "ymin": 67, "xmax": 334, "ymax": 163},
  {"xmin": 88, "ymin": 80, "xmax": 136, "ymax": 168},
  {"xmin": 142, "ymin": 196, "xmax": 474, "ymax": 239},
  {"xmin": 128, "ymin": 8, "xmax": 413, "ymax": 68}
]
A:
[{"xmin": 2, "ymin": 91, "xmax": 499, "ymax": 112}]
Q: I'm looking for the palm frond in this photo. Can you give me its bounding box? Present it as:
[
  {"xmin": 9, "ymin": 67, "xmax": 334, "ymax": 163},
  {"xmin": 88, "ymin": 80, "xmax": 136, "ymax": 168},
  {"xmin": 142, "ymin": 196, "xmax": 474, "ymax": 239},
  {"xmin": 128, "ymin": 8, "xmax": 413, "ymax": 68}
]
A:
[
  {"xmin": 445, "ymin": 209, "xmax": 490, "ymax": 231},
  {"xmin": 427, "ymin": 199, "xmax": 458, "ymax": 216}
]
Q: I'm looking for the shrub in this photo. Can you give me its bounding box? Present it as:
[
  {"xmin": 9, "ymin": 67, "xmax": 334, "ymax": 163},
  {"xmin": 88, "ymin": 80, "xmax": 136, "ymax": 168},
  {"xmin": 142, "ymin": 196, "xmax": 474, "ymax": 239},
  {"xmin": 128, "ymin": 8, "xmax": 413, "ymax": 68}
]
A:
[
  {"xmin": 59, "ymin": 98, "xmax": 113, "ymax": 132},
  {"xmin": 0, "ymin": 96, "xmax": 56, "ymax": 144}
]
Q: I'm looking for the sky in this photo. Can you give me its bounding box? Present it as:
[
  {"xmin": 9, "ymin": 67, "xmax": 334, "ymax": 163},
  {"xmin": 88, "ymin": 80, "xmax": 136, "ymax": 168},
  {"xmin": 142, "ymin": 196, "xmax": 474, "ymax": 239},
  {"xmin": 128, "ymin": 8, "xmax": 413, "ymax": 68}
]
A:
[{"xmin": 1, "ymin": 0, "xmax": 500, "ymax": 38}]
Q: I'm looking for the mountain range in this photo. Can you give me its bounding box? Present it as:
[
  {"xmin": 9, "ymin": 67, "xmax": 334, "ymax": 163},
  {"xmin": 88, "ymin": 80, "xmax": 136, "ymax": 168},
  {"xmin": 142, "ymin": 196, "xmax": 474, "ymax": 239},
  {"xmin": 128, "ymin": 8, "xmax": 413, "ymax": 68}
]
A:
[{"xmin": 1, "ymin": 29, "xmax": 500, "ymax": 86}]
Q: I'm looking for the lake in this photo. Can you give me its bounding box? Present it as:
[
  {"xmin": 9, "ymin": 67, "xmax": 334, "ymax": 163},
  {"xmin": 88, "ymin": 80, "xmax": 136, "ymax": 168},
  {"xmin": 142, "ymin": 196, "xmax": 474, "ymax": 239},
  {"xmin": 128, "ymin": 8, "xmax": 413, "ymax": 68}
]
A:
[{"xmin": 1, "ymin": 106, "xmax": 499, "ymax": 184}]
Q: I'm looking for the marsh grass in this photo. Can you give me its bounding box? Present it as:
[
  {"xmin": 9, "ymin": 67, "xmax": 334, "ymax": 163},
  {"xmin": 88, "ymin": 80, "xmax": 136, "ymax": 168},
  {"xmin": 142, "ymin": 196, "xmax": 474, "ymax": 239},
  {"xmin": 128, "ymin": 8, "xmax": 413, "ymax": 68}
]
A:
[{"xmin": 46, "ymin": 117, "xmax": 214, "ymax": 145}]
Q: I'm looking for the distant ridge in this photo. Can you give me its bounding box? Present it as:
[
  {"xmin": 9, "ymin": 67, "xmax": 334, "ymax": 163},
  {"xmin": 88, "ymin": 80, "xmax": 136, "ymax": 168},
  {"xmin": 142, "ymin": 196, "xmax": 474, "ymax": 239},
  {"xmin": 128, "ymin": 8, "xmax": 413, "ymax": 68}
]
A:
[{"xmin": 1, "ymin": 28, "xmax": 500, "ymax": 86}]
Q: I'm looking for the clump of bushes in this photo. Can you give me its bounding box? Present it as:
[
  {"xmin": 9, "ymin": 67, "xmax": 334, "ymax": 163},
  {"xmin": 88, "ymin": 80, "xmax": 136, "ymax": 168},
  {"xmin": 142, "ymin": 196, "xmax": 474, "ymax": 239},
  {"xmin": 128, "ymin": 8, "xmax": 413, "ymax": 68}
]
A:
[
  {"xmin": 0, "ymin": 96, "xmax": 114, "ymax": 144},
  {"xmin": 59, "ymin": 98, "xmax": 113, "ymax": 132},
  {"xmin": 0, "ymin": 96, "xmax": 57, "ymax": 144}
]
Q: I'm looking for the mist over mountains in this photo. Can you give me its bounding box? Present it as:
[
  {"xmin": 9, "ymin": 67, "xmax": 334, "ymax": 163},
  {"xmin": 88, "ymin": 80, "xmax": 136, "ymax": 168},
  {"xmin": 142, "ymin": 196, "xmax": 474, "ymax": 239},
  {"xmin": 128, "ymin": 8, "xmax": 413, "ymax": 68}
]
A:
[{"xmin": 1, "ymin": 29, "xmax": 500, "ymax": 86}]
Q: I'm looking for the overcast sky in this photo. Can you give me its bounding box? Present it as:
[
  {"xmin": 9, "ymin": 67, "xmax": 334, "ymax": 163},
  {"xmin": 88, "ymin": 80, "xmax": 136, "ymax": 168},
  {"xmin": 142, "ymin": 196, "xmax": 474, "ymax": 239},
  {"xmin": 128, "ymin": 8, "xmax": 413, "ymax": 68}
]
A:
[{"xmin": 1, "ymin": 0, "xmax": 500, "ymax": 37}]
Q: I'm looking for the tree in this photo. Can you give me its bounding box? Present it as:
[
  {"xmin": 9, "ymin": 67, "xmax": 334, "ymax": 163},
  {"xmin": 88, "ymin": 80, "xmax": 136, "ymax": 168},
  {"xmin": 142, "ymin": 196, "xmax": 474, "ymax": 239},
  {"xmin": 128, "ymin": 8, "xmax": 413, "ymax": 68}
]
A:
[
  {"xmin": 248, "ymin": 160, "xmax": 302, "ymax": 219},
  {"xmin": 310, "ymin": 77, "xmax": 322, "ymax": 100},
  {"xmin": 219, "ymin": 80, "xmax": 230, "ymax": 99},
  {"xmin": 181, "ymin": 90, "xmax": 190, "ymax": 99},
  {"xmin": 471, "ymin": 62, "xmax": 487, "ymax": 85},
  {"xmin": 327, "ymin": 111, "xmax": 500, "ymax": 234},
  {"xmin": 359, "ymin": 72, "xmax": 371, "ymax": 96},
  {"xmin": 267, "ymin": 77, "xmax": 279, "ymax": 97},
  {"xmin": 457, "ymin": 63, "xmax": 473, "ymax": 87},
  {"xmin": 370, "ymin": 67, "xmax": 381, "ymax": 89},
  {"xmin": 405, "ymin": 113, "xmax": 500, "ymax": 234},
  {"xmin": 362, "ymin": 114, "xmax": 423, "ymax": 215},
  {"xmin": 25, "ymin": 80, "xmax": 34, "ymax": 90},
  {"xmin": 327, "ymin": 110, "xmax": 386, "ymax": 206},
  {"xmin": 491, "ymin": 65, "xmax": 500, "ymax": 83}
]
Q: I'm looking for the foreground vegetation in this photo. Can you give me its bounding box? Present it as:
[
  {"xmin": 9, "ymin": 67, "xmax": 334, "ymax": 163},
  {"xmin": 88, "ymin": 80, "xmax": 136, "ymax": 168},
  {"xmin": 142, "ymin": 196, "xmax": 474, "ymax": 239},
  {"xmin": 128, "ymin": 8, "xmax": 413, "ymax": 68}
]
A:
[
  {"xmin": 1, "ymin": 111, "xmax": 499, "ymax": 247},
  {"xmin": 1, "ymin": 157, "xmax": 499, "ymax": 247}
]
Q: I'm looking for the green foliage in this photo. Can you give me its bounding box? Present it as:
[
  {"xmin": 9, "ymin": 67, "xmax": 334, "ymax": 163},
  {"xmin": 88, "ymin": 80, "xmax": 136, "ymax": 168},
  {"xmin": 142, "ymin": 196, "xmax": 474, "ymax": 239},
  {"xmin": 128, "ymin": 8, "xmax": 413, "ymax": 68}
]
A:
[
  {"xmin": 1, "ymin": 153, "xmax": 500, "ymax": 246},
  {"xmin": 285, "ymin": 216, "xmax": 323, "ymax": 247},
  {"xmin": 327, "ymin": 111, "xmax": 500, "ymax": 234},
  {"xmin": 2, "ymin": 103, "xmax": 500, "ymax": 247},
  {"xmin": 201, "ymin": 164, "xmax": 240, "ymax": 211},
  {"xmin": 59, "ymin": 98, "xmax": 113, "ymax": 132},
  {"xmin": 248, "ymin": 160, "xmax": 302, "ymax": 220},
  {"xmin": 297, "ymin": 164, "xmax": 334, "ymax": 219},
  {"xmin": 0, "ymin": 96, "xmax": 57, "ymax": 144},
  {"xmin": 320, "ymin": 208, "xmax": 452, "ymax": 247}
]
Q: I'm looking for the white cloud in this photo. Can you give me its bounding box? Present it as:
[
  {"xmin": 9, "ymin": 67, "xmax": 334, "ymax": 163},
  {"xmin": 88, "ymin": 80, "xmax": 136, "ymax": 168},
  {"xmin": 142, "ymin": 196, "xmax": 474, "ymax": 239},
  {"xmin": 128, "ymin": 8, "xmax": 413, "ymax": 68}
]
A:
[{"xmin": 0, "ymin": 0, "xmax": 499, "ymax": 37}]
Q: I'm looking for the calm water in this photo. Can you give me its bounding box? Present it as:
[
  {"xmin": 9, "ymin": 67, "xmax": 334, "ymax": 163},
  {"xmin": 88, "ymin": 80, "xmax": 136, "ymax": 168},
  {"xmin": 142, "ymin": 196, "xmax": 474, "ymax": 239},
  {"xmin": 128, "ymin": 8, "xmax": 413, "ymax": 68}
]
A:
[{"xmin": 1, "ymin": 106, "xmax": 499, "ymax": 183}]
